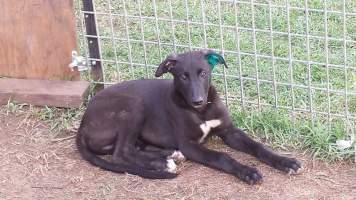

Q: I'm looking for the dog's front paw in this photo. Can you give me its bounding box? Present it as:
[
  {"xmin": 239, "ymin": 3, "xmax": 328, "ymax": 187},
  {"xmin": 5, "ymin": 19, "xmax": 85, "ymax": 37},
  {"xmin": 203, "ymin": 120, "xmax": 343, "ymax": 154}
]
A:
[
  {"xmin": 238, "ymin": 167, "xmax": 263, "ymax": 185},
  {"xmin": 274, "ymin": 157, "xmax": 302, "ymax": 175}
]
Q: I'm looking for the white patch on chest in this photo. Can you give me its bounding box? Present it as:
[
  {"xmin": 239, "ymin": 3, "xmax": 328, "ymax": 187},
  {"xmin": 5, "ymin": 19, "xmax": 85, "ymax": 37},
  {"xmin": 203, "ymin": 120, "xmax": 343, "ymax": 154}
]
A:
[{"xmin": 199, "ymin": 119, "xmax": 222, "ymax": 143}]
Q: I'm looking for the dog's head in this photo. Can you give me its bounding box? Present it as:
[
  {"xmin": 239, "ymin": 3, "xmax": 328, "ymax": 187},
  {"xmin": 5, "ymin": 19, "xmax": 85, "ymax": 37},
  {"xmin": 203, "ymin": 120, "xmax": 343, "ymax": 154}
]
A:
[{"xmin": 155, "ymin": 50, "xmax": 227, "ymax": 109}]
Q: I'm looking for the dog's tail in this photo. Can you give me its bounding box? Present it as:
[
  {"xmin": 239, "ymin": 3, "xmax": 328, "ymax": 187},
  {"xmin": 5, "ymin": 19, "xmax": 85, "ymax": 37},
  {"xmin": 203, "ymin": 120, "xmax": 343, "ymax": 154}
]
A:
[{"xmin": 76, "ymin": 129, "xmax": 177, "ymax": 179}]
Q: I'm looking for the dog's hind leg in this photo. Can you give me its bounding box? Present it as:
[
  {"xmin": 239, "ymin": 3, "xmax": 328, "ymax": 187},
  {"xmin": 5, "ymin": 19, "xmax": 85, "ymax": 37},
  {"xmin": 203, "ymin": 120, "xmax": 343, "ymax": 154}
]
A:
[
  {"xmin": 135, "ymin": 141, "xmax": 185, "ymax": 164},
  {"xmin": 110, "ymin": 110, "xmax": 176, "ymax": 172},
  {"xmin": 135, "ymin": 141, "xmax": 175, "ymax": 158},
  {"xmin": 114, "ymin": 145, "xmax": 175, "ymax": 172},
  {"xmin": 138, "ymin": 147, "xmax": 185, "ymax": 163}
]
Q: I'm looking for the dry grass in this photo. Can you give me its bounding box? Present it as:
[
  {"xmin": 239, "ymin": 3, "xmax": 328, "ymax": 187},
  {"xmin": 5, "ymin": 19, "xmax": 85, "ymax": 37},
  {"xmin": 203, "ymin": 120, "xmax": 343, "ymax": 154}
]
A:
[{"xmin": 0, "ymin": 105, "xmax": 355, "ymax": 200}]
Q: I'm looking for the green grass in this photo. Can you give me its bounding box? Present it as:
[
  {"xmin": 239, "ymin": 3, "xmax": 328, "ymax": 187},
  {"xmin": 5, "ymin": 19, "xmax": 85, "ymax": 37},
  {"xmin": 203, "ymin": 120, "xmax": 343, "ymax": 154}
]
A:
[
  {"xmin": 74, "ymin": 0, "xmax": 356, "ymax": 161},
  {"xmin": 229, "ymin": 105, "xmax": 354, "ymax": 161}
]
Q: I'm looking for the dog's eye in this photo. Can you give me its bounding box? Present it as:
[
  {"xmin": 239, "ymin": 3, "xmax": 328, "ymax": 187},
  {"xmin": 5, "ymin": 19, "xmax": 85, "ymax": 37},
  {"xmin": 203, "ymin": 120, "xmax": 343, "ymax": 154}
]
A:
[{"xmin": 200, "ymin": 71, "xmax": 207, "ymax": 78}]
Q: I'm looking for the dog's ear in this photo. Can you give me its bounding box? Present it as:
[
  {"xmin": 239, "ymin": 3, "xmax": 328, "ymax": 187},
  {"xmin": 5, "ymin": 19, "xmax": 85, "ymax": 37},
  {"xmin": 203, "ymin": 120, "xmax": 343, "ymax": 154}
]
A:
[
  {"xmin": 155, "ymin": 54, "xmax": 178, "ymax": 77},
  {"xmin": 202, "ymin": 49, "xmax": 228, "ymax": 70}
]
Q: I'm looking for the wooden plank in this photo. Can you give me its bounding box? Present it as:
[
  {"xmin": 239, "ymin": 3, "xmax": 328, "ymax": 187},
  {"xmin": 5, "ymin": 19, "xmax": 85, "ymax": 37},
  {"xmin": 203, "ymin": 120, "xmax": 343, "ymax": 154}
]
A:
[
  {"xmin": 0, "ymin": 0, "xmax": 79, "ymax": 80},
  {"xmin": 0, "ymin": 78, "xmax": 90, "ymax": 108}
]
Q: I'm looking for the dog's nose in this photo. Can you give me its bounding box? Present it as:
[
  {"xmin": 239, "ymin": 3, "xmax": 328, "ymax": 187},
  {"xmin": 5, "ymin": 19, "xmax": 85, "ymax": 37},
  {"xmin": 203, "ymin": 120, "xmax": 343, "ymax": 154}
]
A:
[{"xmin": 192, "ymin": 98, "xmax": 204, "ymax": 106}]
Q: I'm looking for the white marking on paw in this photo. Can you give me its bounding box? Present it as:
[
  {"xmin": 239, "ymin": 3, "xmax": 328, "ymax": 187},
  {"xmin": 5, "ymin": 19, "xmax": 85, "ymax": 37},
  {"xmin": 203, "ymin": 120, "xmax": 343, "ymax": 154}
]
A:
[
  {"xmin": 199, "ymin": 119, "xmax": 222, "ymax": 143},
  {"xmin": 169, "ymin": 151, "xmax": 186, "ymax": 162},
  {"xmin": 289, "ymin": 166, "xmax": 304, "ymax": 175},
  {"xmin": 166, "ymin": 159, "xmax": 177, "ymax": 173}
]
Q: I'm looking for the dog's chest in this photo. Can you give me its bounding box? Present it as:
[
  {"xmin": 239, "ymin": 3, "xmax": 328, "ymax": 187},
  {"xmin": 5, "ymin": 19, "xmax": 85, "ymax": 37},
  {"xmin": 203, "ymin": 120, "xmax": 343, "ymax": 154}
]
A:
[{"xmin": 197, "ymin": 119, "xmax": 222, "ymax": 143}]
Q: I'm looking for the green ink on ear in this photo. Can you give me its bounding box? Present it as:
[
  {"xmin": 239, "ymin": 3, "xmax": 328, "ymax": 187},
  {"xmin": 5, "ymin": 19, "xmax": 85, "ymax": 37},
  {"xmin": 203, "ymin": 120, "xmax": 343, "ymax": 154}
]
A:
[
  {"xmin": 205, "ymin": 52, "xmax": 228, "ymax": 83},
  {"xmin": 207, "ymin": 54, "xmax": 220, "ymax": 70},
  {"xmin": 205, "ymin": 53, "xmax": 228, "ymax": 71}
]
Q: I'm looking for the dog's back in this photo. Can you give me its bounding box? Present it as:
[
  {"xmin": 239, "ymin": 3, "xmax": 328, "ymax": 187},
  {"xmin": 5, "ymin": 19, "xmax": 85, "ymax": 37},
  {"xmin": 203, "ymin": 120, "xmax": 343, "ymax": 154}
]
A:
[{"xmin": 91, "ymin": 79, "xmax": 171, "ymax": 105}]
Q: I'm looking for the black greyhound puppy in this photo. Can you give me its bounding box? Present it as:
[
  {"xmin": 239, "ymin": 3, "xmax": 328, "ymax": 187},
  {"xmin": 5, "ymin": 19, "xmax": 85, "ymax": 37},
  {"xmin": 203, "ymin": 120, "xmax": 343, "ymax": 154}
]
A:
[{"xmin": 76, "ymin": 50, "xmax": 301, "ymax": 184}]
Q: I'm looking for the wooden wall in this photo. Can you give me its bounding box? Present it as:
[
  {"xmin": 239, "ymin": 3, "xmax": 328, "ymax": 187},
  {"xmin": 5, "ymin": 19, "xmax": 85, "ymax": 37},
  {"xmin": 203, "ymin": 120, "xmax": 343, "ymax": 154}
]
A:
[{"xmin": 0, "ymin": 0, "xmax": 80, "ymax": 80}]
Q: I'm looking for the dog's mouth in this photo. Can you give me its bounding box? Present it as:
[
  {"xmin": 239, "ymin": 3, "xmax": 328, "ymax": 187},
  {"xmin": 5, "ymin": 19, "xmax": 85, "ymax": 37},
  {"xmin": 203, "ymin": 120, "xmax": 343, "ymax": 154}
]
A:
[
  {"xmin": 192, "ymin": 103, "xmax": 207, "ymax": 110},
  {"xmin": 192, "ymin": 104, "xmax": 204, "ymax": 108},
  {"xmin": 190, "ymin": 97, "xmax": 208, "ymax": 110}
]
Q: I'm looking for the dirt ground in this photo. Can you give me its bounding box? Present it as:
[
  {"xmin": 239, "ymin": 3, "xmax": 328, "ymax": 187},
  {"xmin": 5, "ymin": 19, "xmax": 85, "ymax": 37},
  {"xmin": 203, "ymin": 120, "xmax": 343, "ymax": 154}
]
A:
[{"xmin": 0, "ymin": 109, "xmax": 355, "ymax": 200}]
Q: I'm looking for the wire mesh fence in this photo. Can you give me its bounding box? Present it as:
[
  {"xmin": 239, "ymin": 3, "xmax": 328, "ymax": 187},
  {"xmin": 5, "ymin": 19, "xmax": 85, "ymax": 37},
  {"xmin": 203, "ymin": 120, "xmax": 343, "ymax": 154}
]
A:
[{"xmin": 75, "ymin": 0, "xmax": 356, "ymax": 158}]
